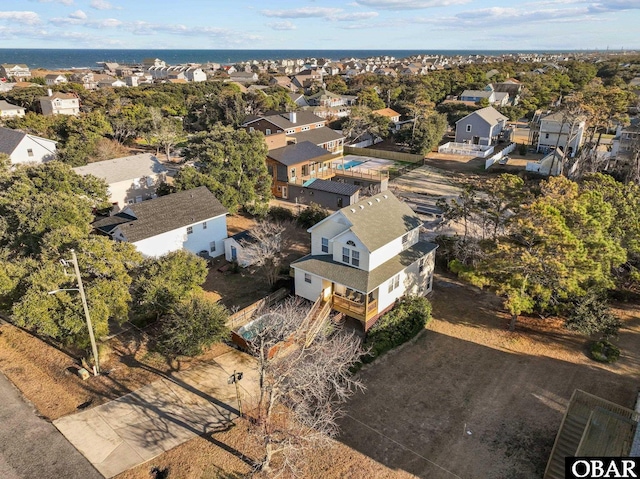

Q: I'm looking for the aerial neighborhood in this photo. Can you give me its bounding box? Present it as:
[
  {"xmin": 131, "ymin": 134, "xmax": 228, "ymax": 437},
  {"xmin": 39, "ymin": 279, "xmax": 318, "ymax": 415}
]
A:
[{"xmin": 1, "ymin": 48, "xmax": 640, "ymax": 479}]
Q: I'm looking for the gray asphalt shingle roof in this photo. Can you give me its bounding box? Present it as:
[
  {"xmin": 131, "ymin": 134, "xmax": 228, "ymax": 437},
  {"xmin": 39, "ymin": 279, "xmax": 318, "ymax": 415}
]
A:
[
  {"xmin": 245, "ymin": 110, "xmax": 325, "ymax": 130},
  {"xmin": 306, "ymin": 179, "xmax": 360, "ymax": 196},
  {"xmin": 289, "ymin": 127, "xmax": 344, "ymax": 145},
  {"xmin": 0, "ymin": 100, "xmax": 24, "ymax": 111},
  {"xmin": 267, "ymin": 141, "xmax": 334, "ymax": 167},
  {"xmin": 291, "ymin": 241, "xmax": 436, "ymax": 293},
  {"xmin": 330, "ymin": 192, "xmax": 423, "ymax": 251},
  {"xmin": 0, "ymin": 127, "xmax": 26, "ymax": 155},
  {"xmin": 93, "ymin": 186, "xmax": 227, "ymax": 243},
  {"xmin": 73, "ymin": 153, "xmax": 168, "ymax": 184},
  {"xmin": 456, "ymin": 106, "xmax": 508, "ymax": 126}
]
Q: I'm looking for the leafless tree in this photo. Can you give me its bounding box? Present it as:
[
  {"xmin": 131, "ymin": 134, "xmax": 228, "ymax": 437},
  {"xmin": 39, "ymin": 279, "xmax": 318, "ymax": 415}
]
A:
[
  {"xmin": 241, "ymin": 221, "xmax": 290, "ymax": 287},
  {"xmin": 245, "ymin": 298, "xmax": 364, "ymax": 474}
]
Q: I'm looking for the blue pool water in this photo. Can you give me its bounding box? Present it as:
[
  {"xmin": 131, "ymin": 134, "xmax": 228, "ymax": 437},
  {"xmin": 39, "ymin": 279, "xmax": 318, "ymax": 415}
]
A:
[{"xmin": 337, "ymin": 160, "xmax": 365, "ymax": 170}]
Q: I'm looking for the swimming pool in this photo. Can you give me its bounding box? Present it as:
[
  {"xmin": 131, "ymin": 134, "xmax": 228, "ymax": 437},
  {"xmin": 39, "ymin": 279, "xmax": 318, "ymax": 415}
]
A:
[{"xmin": 336, "ymin": 159, "xmax": 365, "ymax": 170}]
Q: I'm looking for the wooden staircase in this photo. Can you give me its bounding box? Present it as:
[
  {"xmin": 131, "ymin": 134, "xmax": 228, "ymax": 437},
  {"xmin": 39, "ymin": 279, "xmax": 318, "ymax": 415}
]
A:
[{"xmin": 303, "ymin": 295, "xmax": 332, "ymax": 347}]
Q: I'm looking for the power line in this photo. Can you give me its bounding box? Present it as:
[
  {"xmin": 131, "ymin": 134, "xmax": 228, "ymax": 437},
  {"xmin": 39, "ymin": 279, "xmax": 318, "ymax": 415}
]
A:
[{"xmin": 343, "ymin": 413, "xmax": 464, "ymax": 479}]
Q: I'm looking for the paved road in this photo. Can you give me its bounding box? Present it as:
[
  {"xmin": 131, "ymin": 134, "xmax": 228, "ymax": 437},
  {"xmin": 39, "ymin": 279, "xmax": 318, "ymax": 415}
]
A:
[
  {"xmin": 54, "ymin": 349, "xmax": 258, "ymax": 478},
  {"xmin": 0, "ymin": 371, "xmax": 102, "ymax": 479}
]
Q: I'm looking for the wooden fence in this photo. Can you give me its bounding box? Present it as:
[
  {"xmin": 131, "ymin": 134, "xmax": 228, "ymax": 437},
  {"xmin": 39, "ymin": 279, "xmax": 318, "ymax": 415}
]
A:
[
  {"xmin": 344, "ymin": 146, "xmax": 424, "ymax": 164},
  {"xmin": 226, "ymin": 287, "xmax": 290, "ymax": 330}
]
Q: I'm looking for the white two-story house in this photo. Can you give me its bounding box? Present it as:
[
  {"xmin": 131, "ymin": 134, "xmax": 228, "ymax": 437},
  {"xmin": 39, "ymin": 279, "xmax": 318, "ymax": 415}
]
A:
[
  {"xmin": 92, "ymin": 186, "xmax": 228, "ymax": 258},
  {"xmin": 0, "ymin": 127, "xmax": 57, "ymax": 165},
  {"xmin": 291, "ymin": 192, "xmax": 437, "ymax": 331},
  {"xmin": 39, "ymin": 90, "xmax": 80, "ymax": 116}
]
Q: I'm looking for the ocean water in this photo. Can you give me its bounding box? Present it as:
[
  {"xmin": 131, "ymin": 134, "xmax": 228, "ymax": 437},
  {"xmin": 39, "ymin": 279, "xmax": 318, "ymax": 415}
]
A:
[{"xmin": 0, "ymin": 49, "xmax": 577, "ymax": 70}]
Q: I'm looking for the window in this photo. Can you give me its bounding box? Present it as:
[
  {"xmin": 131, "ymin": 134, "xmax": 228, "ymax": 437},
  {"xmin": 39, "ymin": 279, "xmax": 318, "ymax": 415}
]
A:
[
  {"xmin": 209, "ymin": 241, "xmax": 216, "ymax": 252},
  {"xmin": 419, "ymin": 258, "xmax": 425, "ymax": 273},
  {"xmin": 290, "ymin": 168, "xmax": 296, "ymax": 178},
  {"xmin": 202, "ymin": 221, "xmax": 207, "ymax": 229},
  {"xmin": 135, "ymin": 195, "xmax": 142, "ymax": 203},
  {"xmin": 342, "ymin": 247, "xmax": 349, "ymax": 263},
  {"xmin": 187, "ymin": 226, "xmax": 193, "ymax": 234},
  {"xmin": 302, "ymin": 165, "xmax": 309, "ymax": 176},
  {"xmin": 388, "ymin": 274, "xmax": 400, "ymax": 293},
  {"xmin": 402, "ymin": 233, "xmax": 409, "ymax": 244},
  {"xmin": 146, "ymin": 176, "xmax": 154, "ymax": 187},
  {"xmin": 321, "ymin": 237, "xmax": 329, "ymax": 253},
  {"xmin": 545, "ymin": 133, "xmax": 550, "ymax": 139},
  {"xmin": 27, "ymin": 148, "xmax": 34, "ymax": 157},
  {"xmin": 304, "ymin": 273, "xmax": 312, "ymax": 284},
  {"xmin": 466, "ymin": 124, "xmax": 472, "ymax": 132},
  {"xmin": 346, "ymin": 240, "xmax": 356, "ymax": 246},
  {"xmin": 352, "ymin": 250, "xmax": 360, "ymax": 267},
  {"xmin": 249, "ymin": 127, "xmax": 255, "ymax": 132},
  {"xmin": 265, "ymin": 128, "xmax": 271, "ymax": 135}
]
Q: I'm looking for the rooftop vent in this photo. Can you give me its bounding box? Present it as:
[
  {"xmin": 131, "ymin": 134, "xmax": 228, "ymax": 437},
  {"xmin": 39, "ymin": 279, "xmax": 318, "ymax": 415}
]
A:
[
  {"xmin": 359, "ymin": 205, "xmax": 365, "ymax": 209},
  {"xmin": 382, "ymin": 194, "xmax": 388, "ymax": 199},
  {"xmin": 350, "ymin": 208, "xmax": 356, "ymax": 213},
  {"xmin": 367, "ymin": 201, "xmax": 373, "ymax": 206},
  {"xmin": 375, "ymin": 198, "xmax": 381, "ymax": 202}
]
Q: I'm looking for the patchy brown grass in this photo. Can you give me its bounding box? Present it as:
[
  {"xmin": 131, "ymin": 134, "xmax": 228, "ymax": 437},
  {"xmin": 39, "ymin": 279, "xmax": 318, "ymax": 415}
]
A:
[{"xmin": 0, "ymin": 321, "xmax": 231, "ymax": 421}]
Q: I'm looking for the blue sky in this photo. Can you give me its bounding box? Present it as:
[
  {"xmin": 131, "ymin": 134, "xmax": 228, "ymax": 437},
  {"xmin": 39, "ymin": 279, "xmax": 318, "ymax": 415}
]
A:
[{"xmin": 1, "ymin": 0, "xmax": 639, "ymax": 50}]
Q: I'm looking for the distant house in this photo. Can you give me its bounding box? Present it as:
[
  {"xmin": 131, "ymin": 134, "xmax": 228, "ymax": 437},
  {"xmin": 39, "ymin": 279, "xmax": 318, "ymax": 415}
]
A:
[
  {"xmin": 532, "ymin": 110, "xmax": 585, "ymax": 157},
  {"xmin": 0, "ymin": 64, "xmax": 31, "ymax": 80},
  {"xmin": 45, "ymin": 74, "xmax": 68, "ymax": 86},
  {"xmin": 93, "ymin": 186, "xmax": 228, "ymax": 258},
  {"xmin": 373, "ymin": 107, "xmax": 402, "ymax": 131},
  {"xmin": 487, "ymin": 79, "xmax": 523, "ymax": 105},
  {"xmin": 526, "ymin": 149, "xmax": 565, "ymax": 176},
  {"xmin": 0, "ymin": 100, "xmax": 25, "ymax": 118},
  {"xmin": 291, "ymin": 192, "xmax": 437, "ymax": 331},
  {"xmin": 69, "ymin": 71, "xmax": 97, "ymax": 90},
  {"xmin": 98, "ymin": 77, "xmax": 127, "ymax": 88},
  {"xmin": 459, "ymin": 89, "xmax": 509, "ymax": 107},
  {"xmin": 0, "ymin": 127, "xmax": 57, "ymax": 165},
  {"xmin": 39, "ymin": 90, "xmax": 80, "ymax": 116},
  {"xmin": 73, "ymin": 153, "xmax": 169, "ymax": 208},
  {"xmin": 228, "ymin": 71, "xmax": 258, "ymax": 84},
  {"xmin": 455, "ymin": 106, "xmax": 508, "ymax": 145},
  {"xmin": 243, "ymin": 111, "xmax": 327, "ymax": 137}
]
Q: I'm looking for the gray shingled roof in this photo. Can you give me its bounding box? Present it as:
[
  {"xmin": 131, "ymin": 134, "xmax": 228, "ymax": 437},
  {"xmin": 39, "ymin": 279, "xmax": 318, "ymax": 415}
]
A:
[
  {"xmin": 93, "ymin": 186, "xmax": 227, "ymax": 243},
  {"xmin": 268, "ymin": 141, "xmax": 334, "ymax": 167},
  {"xmin": 0, "ymin": 127, "xmax": 26, "ymax": 155},
  {"xmin": 329, "ymin": 192, "xmax": 423, "ymax": 251},
  {"xmin": 291, "ymin": 241, "xmax": 436, "ymax": 293},
  {"xmin": 73, "ymin": 153, "xmax": 168, "ymax": 184},
  {"xmin": 0, "ymin": 100, "xmax": 24, "ymax": 111},
  {"xmin": 289, "ymin": 127, "xmax": 344, "ymax": 146},
  {"xmin": 246, "ymin": 110, "xmax": 325, "ymax": 130},
  {"xmin": 306, "ymin": 179, "xmax": 360, "ymax": 196},
  {"xmin": 456, "ymin": 106, "xmax": 508, "ymax": 126}
]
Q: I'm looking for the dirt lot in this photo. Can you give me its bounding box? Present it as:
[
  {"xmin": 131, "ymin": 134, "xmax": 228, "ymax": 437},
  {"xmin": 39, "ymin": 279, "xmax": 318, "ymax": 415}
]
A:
[{"xmin": 338, "ymin": 274, "xmax": 640, "ymax": 479}]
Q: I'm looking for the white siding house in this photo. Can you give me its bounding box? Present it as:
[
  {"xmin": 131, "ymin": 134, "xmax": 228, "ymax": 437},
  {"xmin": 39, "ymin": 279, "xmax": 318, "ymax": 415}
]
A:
[
  {"xmin": 93, "ymin": 186, "xmax": 228, "ymax": 258},
  {"xmin": 536, "ymin": 111, "xmax": 585, "ymax": 157},
  {"xmin": 0, "ymin": 127, "xmax": 57, "ymax": 165},
  {"xmin": 39, "ymin": 91, "xmax": 80, "ymax": 116},
  {"xmin": 73, "ymin": 153, "xmax": 169, "ymax": 208},
  {"xmin": 292, "ymin": 192, "xmax": 437, "ymax": 331},
  {"xmin": 0, "ymin": 100, "xmax": 25, "ymax": 118}
]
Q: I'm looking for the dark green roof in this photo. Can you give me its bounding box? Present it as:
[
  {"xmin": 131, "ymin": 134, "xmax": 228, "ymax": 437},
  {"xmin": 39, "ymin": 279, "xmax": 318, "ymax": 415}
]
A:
[{"xmin": 291, "ymin": 241, "xmax": 436, "ymax": 293}]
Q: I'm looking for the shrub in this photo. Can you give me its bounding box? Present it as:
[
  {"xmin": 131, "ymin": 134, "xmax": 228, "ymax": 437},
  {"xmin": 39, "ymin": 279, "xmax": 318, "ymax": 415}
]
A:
[
  {"xmin": 518, "ymin": 143, "xmax": 527, "ymax": 156},
  {"xmin": 362, "ymin": 296, "xmax": 432, "ymax": 363},
  {"xmin": 297, "ymin": 202, "xmax": 329, "ymax": 228},
  {"xmin": 267, "ymin": 206, "xmax": 295, "ymax": 222},
  {"xmin": 565, "ymin": 292, "xmax": 621, "ymax": 340},
  {"xmin": 590, "ymin": 340, "xmax": 620, "ymax": 363},
  {"xmin": 156, "ymin": 296, "xmax": 229, "ymax": 357}
]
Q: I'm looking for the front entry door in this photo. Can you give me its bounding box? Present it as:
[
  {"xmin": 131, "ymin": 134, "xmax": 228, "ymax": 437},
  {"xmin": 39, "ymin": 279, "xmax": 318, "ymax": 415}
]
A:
[{"xmin": 282, "ymin": 186, "xmax": 288, "ymax": 199}]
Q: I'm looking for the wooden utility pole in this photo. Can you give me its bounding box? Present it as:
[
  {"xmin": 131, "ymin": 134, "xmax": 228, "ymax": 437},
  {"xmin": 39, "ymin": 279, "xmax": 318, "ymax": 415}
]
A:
[{"xmin": 70, "ymin": 250, "xmax": 100, "ymax": 375}]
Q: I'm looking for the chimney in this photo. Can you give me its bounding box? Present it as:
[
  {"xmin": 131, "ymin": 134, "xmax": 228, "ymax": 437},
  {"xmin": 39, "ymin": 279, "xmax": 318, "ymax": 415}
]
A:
[
  {"xmin": 47, "ymin": 88, "xmax": 53, "ymax": 97},
  {"xmin": 289, "ymin": 111, "xmax": 297, "ymax": 123}
]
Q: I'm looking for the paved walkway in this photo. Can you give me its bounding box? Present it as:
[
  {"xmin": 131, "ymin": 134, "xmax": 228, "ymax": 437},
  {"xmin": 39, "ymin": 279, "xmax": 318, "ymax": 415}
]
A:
[
  {"xmin": 0, "ymin": 372, "xmax": 102, "ymax": 479},
  {"xmin": 54, "ymin": 350, "xmax": 259, "ymax": 478}
]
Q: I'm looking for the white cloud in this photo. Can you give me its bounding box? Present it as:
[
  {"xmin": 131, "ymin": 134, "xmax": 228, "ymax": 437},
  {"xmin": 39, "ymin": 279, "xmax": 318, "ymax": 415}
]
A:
[
  {"xmin": 334, "ymin": 12, "xmax": 379, "ymax": 20},
  {"xmin": 261, "ymin": 7, "xmax": 344, "ymax": 18},
  {"xmin": 68, "ymin": 9, "xmax": 87, "ymax": 20},
  {"xmin": 267, "ymin": 21, "xmax": 297, "ymax": 31},
  {"xmin": 37, "ymin": 0, "xmax": 74, "ymax": 5},
  {"xmin": 90, "ymin": 0, "xmax": 115, "ymax": 10},
  {"xmin": 0, "ymin": 11, "xmax": 41, "ymax": 25},
  {"xmin": 355, "ymin": 0, "xmax": 470, "ymax": 9}
]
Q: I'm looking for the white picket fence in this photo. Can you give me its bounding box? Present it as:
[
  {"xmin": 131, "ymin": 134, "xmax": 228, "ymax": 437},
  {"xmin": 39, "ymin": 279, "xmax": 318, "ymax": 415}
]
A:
[{"xmin": 485, "ymin": 143, "xmax": 516, "ymax": 169}]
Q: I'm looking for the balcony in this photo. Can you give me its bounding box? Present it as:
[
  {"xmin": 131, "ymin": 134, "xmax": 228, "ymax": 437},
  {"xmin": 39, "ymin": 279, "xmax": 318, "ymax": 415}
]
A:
[{"xmin": 332, "ymin": 293, "xmax": 378, "ymax": 322}]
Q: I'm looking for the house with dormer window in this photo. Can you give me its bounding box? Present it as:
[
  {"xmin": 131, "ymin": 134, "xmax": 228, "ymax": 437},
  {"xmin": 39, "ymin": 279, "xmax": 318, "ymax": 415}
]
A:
[{"xmin": 291, "ymin": 192, "xmax": 437, "ymax": 331}]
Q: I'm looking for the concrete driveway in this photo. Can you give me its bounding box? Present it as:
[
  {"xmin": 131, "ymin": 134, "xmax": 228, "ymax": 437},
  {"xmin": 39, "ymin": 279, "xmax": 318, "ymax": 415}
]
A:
[
  {"xmin": 0, "ymin": 372, "xmax": 102, "ymax": 479},
  {"xmin": 54, "ymin": 350, "xmax": 258, "ymax": 478}
]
